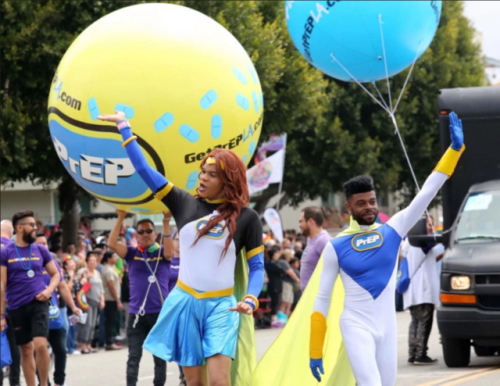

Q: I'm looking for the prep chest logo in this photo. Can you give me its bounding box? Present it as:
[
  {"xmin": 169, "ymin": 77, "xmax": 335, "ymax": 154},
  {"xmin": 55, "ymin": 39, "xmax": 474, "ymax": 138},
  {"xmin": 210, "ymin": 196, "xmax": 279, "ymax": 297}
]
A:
[
  {"xmin": 195, "ymin": 220, "xmax": 226, "ymax": 239},
  {"xmin": 351, "ymin": 231, "xmax": 383, "ymax": 251}
]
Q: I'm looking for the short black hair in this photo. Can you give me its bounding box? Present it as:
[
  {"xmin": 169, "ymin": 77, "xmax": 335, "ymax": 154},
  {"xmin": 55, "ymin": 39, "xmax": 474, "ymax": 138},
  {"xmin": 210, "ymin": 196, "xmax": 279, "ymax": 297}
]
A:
[
  {"xmin": 86, "ymin": 251, "xmax": 98, "ymax": 263},
  {"xmin": 102, "ymin": 250, "xmax": 117, "ymax": 264},
  {"xmin": 36, "ymin": 232, "xmax": 46, "ymax": 238},
  {"xmin": 302, "ymin": 207, "xmax": 324, "ymax": 227},
  {"xmin": 136, "ymin": 219, "xmax": 155, "ymax": 229},
  {"xmin": 343, "ymin": 175, "xmax": 375, "ymax": 199},
  {"xmin": 12, "ymin": 210, "xmax": 35, "ymax": 230},
  {"xmin": 268, "ymin": 246, "xmax": 281, "ymax": 259}
]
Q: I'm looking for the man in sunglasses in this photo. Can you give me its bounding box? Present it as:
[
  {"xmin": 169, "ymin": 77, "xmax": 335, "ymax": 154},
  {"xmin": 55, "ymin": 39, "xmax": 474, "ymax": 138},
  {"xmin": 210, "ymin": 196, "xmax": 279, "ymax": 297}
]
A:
[
  {"xmin": 108, "ymin": 210, "xmax": 173, "ymax": 386},
  {"xmin": 1, "ymin": 210, "xmax": 60, "ymax": 386}
]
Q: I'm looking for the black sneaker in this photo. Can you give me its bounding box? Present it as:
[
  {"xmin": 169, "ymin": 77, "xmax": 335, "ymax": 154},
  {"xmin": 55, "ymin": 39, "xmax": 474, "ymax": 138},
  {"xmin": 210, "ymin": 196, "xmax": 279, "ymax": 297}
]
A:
[
  {"xmin": 408, "ymin": 356, "xmax": 415, "ymax": 364},
  {"xmin": 414, "ymin": 355, "xmax": 438, "ymax": 365}
]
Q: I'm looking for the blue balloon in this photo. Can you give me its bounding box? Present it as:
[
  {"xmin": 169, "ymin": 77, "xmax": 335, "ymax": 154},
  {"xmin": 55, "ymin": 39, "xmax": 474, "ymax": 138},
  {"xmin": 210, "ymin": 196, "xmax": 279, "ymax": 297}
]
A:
[{"xmin": 286, "ymin": 1, "xmax": 442, "ymax": 82}]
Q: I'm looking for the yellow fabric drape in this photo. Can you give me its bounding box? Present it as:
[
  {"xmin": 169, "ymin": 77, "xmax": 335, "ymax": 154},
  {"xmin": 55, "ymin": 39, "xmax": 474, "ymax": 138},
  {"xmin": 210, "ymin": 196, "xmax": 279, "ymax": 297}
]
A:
[
  {"xmin": 231, "ymin": 250, "xmax": 257, "ymax": 386},
  {"xmin": 252, "ymin": 219, "xmax": 379, "ymax": 386}
]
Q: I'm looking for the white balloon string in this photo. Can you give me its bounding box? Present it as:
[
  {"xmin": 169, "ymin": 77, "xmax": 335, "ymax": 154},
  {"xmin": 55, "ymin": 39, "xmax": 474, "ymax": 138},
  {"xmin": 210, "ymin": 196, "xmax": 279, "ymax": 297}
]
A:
[
  {"xmin": 331, "ymin": 37, "xmax": 435, "ymax": 235},
  {"xmin": 378, "ymin": 14, "xmax": 393, "ymax": 112},
  {"xmin": 389, "ymin": 113, "xmax": 436, "ymax": 236},
  {"xmin": 392, "ymin": 41, "xmax": 424, "ymax": 114},
  {"xmin": 372, "ymin": 82, "xmax": 391, "ymax": 112},
  {"xmin": 330, "ymin": 53, "xmax": 391, "ymax": 114}
]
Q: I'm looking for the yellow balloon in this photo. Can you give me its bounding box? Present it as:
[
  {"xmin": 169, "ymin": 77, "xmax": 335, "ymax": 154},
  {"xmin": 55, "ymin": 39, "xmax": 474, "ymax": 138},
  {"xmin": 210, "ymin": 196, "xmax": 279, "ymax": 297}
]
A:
[{"xmin": 48, "ymin": 3, "xmax": 263, "ymax": 214}]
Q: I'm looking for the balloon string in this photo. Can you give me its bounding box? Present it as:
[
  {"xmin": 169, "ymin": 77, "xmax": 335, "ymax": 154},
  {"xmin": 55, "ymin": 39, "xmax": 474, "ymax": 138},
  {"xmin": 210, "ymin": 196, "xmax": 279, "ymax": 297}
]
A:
[
  {"xmin": 372, "ymin": 82, "xmax": 390, "ymax": 112},
  {"xmin": 392, "ymin": 41, "xmax": 424, "ymax": 114},
  {"xmin": 378, "ymin": 15, "xmax": 393, "ymax": 112},
  {"xmin": 331, "ymin": 37, "xmax": 436, "ymax": 235},
  {"xmin": 330, "ymin": 53, "xmax": 391, "ymax": 115}
]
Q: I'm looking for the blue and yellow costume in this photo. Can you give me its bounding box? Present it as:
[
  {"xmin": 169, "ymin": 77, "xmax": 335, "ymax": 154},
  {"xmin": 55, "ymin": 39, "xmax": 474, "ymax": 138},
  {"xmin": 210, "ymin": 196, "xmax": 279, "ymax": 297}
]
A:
[
  {"xmin": 253, "ymin": 112, "xmax": 464, "ymax": 386},
  {"xmin": 116, "ymin": 120, "xmax": 264, "ymax": 384}
]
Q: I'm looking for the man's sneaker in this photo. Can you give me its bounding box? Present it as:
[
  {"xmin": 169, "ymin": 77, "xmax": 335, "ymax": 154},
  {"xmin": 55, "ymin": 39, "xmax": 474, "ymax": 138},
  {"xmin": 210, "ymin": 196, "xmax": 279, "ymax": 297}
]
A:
[
  {"xmin": 270, "ymin": 321, "xmax": 283, "ymax": 328},
  {"xmin": 408, "ymin": 356, "xmax": 415, "ymax": 364},
  {"xmin": 115, "ymin": 334, "xmax": 126, "ymax": 341},
  {"xmin": 69, "ymin": 350, "xmax": 81, "ymax": 355},
  {"xmin": 414, "ymin": 355, "xmax": 438, "ymax": 365}
]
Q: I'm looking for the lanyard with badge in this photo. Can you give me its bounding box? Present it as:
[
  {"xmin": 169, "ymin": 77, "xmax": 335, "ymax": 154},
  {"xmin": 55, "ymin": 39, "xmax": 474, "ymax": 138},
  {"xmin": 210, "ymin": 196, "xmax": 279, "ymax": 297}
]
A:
[
  {"xmin": 133, "ymin": 242, "xmax": 165, "ymax": 328},
  {"xmin": 14, "ymin": 244, "xmax": 35, "ymax": 278}
]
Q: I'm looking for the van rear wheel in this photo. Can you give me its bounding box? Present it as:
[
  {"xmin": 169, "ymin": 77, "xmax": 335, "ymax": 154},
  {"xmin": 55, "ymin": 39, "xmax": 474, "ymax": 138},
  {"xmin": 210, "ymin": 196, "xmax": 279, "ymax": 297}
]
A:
[{"xmin": 442, "ymin": 337, "xmax": 470, "ymax": 367}]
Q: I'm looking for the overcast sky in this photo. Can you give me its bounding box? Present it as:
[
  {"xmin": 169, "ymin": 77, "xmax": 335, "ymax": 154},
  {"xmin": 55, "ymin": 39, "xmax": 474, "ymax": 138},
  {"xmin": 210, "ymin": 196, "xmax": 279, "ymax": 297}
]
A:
[{"xmin": 463, "ymin": 1, "xmax": 500, "ymax": 60}]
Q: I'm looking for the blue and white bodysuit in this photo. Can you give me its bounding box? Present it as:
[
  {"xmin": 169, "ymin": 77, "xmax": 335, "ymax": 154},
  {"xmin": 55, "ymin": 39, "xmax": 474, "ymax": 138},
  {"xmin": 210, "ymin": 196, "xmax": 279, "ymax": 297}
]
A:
[
  {"xmin": 310, "ymin": 129, "xmax": 465, "ymax": 384},
  {"xmin": 313, "ymin": 173, "xmax": 446, "ymax": 385}
]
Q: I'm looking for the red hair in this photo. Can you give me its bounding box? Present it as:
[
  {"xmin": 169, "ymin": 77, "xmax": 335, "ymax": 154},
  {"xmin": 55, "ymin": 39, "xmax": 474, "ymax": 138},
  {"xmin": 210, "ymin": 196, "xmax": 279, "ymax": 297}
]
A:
[{"xmin": 193, "ymin": 149, "xmax": 250, "ymax": 257}]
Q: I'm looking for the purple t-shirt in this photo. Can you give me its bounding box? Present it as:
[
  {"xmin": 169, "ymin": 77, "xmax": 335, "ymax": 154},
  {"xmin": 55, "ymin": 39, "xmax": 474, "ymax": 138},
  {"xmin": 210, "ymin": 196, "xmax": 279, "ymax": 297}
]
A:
[
  {"xmin": 300, "ymin": 230, "xmax": 332, "ymax": 291},
  {"xmin": 1, "ymin": 242, "xmax": 53, "ymax": 310},
  {"xmin": 1, "ymin": 236, "xmax": 12, "ymax": 248},
  {"xmin": 168, "ymin": 257, "xmax": 180, "ymax": 293},
  {"xmin": 125, "ymin": 246, "xmax": 170, "ymax": 315}
]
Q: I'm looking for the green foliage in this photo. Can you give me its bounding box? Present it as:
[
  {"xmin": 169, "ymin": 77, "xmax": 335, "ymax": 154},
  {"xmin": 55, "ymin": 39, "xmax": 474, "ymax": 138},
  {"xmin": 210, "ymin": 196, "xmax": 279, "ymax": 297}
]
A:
[{"xmin": 0, "ymin": 0, "xmax": 485, "ymax": 213}]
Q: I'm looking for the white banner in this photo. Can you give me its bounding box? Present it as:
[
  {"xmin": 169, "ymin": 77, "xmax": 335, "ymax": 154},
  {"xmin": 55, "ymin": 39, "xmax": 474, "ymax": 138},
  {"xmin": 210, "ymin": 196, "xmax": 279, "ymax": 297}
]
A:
[
  {"xmin": 263, "ymin": 208, "xmax": 284, "ymax": 244},
  {"xmin": 246, "ymin": 149, "xmax": 284, "ymax": 194}
]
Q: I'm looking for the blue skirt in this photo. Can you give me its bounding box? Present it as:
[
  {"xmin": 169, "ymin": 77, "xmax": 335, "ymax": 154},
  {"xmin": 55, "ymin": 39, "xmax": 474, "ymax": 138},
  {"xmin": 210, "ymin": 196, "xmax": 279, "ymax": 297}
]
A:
[{"xmin": 143, "ymin": 286, "xmax": 239, "ymax": 366}]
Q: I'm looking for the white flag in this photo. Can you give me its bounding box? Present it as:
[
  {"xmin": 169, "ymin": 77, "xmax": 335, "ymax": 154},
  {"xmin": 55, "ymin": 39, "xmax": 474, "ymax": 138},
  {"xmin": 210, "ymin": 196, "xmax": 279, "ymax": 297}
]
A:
[
  {"xmin": 246, "ymin": 149, "xmax": 284, "ymax": 194},
  {"xmin": 263, "ymin": 208, "xmax": 284, "ymax": 243}
]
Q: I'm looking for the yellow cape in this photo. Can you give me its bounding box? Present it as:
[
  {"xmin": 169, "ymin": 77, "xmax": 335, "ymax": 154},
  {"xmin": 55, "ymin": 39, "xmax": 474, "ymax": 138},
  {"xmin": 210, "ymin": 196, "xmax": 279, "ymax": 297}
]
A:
[
  {"xmin": 252, "ymin": 219, "xmax": 379, "ymax": 385},
  {"xmin": 231, "ymin": 250, "xmax": 258, "ymax": 386}
]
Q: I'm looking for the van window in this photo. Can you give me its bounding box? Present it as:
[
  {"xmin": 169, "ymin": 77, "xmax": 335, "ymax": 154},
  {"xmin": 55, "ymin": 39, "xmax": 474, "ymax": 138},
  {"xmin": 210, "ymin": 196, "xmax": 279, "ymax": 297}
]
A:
[{"xmin": 455, "ymin": 190, "xmax": 500, "ymax": 243}]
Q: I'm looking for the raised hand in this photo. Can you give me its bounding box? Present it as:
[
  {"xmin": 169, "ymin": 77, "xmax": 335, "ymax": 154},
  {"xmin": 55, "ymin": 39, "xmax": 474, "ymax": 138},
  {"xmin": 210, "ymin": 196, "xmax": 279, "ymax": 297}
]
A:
[
  {"xmin": 116, "ymin": 209, "xmax": 127, "ymax": 219},
  {"xmin": 97, "ymin": 110, "xmax": 126, "ymax": 124},
  {"xmin": 449, "ymin": 111, "xmax": 464, "ymax": 151}
]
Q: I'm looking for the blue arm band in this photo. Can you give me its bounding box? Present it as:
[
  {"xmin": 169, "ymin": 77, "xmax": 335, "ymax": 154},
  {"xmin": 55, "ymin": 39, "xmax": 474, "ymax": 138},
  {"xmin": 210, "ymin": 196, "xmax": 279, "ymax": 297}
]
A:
[
  {"xmin": 247, "ymin": 252, "xmax": 265, "ymax": 300},
  {"xmin": 118, "ymin": 123, "xmax": 168, "ymax": 193}
]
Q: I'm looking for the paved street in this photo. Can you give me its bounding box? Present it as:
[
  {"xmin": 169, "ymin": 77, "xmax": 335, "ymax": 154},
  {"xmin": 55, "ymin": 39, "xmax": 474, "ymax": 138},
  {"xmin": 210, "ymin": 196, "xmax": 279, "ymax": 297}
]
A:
[{"xmin": 54, "ymin": 311, "xmax": 500, "ymax": 385}]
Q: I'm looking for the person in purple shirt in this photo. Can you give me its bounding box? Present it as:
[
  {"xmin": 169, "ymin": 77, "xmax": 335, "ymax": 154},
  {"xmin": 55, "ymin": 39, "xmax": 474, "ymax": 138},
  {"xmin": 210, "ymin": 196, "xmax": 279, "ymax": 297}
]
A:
[
  {"xmin": 1, "ymin": 210, "xmax": 60, "ymax": 386},
  {"xmin": 109, "ymin": 210, "xmax": 173, "ymax": 386},
  {"xmin": 298, "ymin": 207, "xmax": 332, "ymax": 291}
]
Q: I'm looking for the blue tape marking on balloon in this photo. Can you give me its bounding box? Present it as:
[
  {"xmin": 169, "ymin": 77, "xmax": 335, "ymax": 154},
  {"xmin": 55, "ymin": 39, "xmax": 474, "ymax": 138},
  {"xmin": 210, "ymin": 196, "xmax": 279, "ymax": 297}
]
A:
[
  {"xmin": 248, "ymin": 65, "xmax": 258, "ymax": 84},
  {"xmin": 179, "ymin": 124, "xmax": 200, "ymax": 143},
  {"xmin": 154, "ymin": 113, "xmax": 174, "ymax": 133},
  {"xmin": 249, "ymin": 140, "xmax": 256, "ymax": 155},
  {"xmin": 186, "ymin": 171, "xmax": 199, "ymax": 190},
  {"xmin": 252, "ymin": 90, "xmax": 260, "ymax": 113},
  {"xmin": 242, "ymin": 154, "xmax": 248, "ymax": 163},
  {"xmin": 88, "ymin": 97, "xmax": 100, "ymax": 121},
  {"xmin": 114, "ymin": 103, "xmax": 135, "ymax": 119},
  {"xmin": 260, "ymin": 92, "xmax": 264, "ymax": 108},
  {"xmin": 200, "ymin": 90, "xmax": 218, "ymax": 110},
  {"xmin": 131, "ymin": 207, "xmax": 151, "ymax": 213},
  {"xmin": 211, "ymin": 115, "xmax": 222, "ymax": 139},
  {"xmin": 236, "ymin": 94, "xmax": 250, "ymax": 111},
  {"xmin": 233, "ymin": 67, "xmax": 248, "ymax": 85}
]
